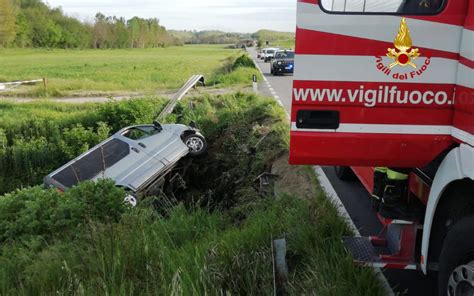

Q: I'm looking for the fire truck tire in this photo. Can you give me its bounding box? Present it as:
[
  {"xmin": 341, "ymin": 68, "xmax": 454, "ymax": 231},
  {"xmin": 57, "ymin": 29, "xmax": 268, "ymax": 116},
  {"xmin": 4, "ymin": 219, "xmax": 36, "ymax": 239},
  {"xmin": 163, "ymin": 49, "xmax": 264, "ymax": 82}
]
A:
[
  {"xmin": 438, "ymin": 216, "xmax": 474, "ymax": 296},
  {"xmin": 334, "ymin": 166, "xmax": 355, "ymax": 181}
]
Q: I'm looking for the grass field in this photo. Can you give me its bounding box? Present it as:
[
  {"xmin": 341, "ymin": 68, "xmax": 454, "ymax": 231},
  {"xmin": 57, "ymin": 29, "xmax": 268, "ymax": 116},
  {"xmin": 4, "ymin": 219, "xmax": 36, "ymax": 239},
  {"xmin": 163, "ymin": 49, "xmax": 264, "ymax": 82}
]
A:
[{"xmin": 0, "ymin": 45, "xmax": 259, "ymax": 98}]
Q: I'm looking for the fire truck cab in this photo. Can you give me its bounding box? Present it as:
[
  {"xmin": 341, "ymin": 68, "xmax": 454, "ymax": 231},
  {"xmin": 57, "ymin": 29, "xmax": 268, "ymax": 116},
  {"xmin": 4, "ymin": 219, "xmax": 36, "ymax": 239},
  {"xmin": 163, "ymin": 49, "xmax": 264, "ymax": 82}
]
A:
[{"xmin": 290, "ymin": 0, "xmax": 473, "ymax": 295}]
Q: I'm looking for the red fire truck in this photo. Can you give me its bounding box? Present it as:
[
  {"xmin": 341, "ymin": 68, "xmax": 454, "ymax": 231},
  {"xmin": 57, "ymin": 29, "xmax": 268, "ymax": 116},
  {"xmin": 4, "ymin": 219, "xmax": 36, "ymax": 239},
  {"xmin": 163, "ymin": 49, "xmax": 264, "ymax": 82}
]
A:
[{"xmin": 289, "ymin": 0, "xmax": 473, "ymax": 295}]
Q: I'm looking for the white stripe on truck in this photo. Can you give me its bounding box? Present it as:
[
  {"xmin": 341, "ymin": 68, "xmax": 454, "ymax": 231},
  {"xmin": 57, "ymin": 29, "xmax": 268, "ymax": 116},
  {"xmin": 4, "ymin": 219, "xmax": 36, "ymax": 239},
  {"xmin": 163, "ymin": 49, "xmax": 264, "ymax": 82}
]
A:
[
  {"xmin": 457, "ymin": 64, "xmax": 474, "ymax": 90},
  {"xmin": 294, "ymin": 55, "xmax": 458, "ymax": 84},
  {"xmin": 291, "ymin": 122, "xmax": 453, "ymax": 135},
  {"xmin": 460, "ymin": 28, "xmax": 474, "ymax": 62}
]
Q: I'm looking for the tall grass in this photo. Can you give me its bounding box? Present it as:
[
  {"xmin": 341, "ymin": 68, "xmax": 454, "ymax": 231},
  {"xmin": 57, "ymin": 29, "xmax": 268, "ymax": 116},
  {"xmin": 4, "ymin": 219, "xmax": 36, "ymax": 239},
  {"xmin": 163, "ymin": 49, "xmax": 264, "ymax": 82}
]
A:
[{"xmin": 0, "ymin": 186, "xmax": 384, "ymax": 295}]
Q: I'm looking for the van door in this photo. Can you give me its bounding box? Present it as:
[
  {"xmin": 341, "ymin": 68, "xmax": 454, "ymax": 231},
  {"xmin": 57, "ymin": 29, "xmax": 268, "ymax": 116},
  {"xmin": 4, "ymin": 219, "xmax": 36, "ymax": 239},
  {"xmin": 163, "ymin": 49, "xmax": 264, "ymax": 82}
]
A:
[
  {"xmin": 290, "ymin": 0, "xmax": 469, "ymax": 167},
  {"xmin": 120, "ymin": 125, "xmax": 188, "ymax": 165}
]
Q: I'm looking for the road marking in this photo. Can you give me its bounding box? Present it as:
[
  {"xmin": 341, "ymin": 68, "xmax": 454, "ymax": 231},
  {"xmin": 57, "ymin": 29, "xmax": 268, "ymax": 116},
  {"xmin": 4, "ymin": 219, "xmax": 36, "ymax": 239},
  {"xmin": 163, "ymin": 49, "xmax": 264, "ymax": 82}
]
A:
[{"xmin": 250, "ymin": 49, "xmax": 395, "ymax": 296}]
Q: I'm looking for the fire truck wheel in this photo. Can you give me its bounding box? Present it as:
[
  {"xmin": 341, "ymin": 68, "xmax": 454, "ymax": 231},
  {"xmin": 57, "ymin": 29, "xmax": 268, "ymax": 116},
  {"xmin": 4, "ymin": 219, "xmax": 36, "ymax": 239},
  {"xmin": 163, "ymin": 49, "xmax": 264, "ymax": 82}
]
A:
[
  {"xmin": 439, "ymin": 216, "xmax": 474, "ymax": 296},
  {"xmin": 334, "ymin": 166, "xmax": 355, "ymax": 181}
]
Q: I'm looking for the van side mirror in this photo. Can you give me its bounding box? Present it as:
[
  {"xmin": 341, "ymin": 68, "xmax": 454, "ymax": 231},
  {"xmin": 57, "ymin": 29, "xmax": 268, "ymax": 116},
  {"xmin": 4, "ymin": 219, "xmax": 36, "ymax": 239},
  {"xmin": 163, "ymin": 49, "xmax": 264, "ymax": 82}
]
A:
[{"xmin": 153, "ymin": 121, "xmax": 163, "ymax": 131}]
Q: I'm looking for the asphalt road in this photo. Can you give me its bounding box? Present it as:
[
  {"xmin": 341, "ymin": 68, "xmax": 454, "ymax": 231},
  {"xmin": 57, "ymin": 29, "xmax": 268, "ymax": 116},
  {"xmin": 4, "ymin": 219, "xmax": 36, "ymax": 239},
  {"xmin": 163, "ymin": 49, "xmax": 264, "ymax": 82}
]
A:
[{"xmin": 248, "ymin": 47, "xmax": 438, "ymax": 296}]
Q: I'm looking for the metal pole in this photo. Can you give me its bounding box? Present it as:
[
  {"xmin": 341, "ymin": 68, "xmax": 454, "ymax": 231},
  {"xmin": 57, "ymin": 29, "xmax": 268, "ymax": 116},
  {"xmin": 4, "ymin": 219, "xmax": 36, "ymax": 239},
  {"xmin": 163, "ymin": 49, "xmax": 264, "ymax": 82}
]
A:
[
  {"xmin": 331, "ymin": 0, "xmax": 335, "ymax": 11},
  {"xmin": 344, "ymin": 0, "xmax": 347, "ymax": 12},
  {"xmin": 363, "ymin": 0, "xmax": 367, "ymax": 12}
]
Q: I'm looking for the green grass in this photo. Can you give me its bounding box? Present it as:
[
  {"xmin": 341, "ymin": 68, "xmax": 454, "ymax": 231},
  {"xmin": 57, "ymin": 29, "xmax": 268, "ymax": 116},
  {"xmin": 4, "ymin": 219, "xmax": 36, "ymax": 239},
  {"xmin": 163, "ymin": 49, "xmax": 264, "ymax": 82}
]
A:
[
  {"xmin": 0, "ymin": 93, "xmax": 385, "ymax": 295},
  {"xmin": 0, "ymin": 45, "xmax": 260, "ymax": 97}
]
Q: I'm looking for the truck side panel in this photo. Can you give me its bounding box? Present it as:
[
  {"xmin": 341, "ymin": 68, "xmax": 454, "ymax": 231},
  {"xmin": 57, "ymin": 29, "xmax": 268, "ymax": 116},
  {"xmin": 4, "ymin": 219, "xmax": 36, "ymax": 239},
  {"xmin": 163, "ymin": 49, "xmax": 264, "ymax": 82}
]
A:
[{"xmin": 290, "ymin": 0, "xmax": 468, "ymax": 167}]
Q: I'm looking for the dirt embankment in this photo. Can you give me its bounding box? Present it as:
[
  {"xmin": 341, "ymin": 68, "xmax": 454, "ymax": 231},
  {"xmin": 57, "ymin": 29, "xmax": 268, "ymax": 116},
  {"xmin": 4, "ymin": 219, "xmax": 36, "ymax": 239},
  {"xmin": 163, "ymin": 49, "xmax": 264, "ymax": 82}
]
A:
[{"xmin": 272, "ymin": 154, "xmax": 317, "ymax": 199}]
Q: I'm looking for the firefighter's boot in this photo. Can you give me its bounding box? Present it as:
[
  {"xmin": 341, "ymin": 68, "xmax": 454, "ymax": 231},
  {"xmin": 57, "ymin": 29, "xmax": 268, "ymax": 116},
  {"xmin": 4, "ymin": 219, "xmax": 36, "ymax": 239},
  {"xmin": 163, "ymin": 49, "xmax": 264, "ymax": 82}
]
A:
[
  {"xmin": 379, "ymin": 169, "xmax": 410, "ymax": 220},
  {"xmin": 371, "ymin": 167, "xmax": 387, "ymax": 212}
]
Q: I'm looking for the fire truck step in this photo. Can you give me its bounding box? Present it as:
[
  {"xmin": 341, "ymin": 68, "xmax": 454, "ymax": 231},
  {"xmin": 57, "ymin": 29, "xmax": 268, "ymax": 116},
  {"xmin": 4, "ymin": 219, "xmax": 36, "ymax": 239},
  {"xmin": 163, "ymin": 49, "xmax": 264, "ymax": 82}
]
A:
[
  {"xmin": 343, "ymin": 237, "xmax": 382, "ymax": 263},
  {"xmin": 343, "ymin": 236, "xmax": 419, "ymax": 270}
]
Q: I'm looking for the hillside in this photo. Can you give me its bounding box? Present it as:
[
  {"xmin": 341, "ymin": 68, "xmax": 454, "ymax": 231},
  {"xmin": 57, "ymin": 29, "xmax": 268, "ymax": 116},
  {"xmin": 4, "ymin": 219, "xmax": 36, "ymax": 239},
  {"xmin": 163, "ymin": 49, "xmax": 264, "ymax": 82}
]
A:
[
  {"xmin": 252, "ymin": 29, "xmax": 295, "ymax": 48},
  {"xmin": 169, "ymin": 30, "xmax": 252, "ymax": 44}
]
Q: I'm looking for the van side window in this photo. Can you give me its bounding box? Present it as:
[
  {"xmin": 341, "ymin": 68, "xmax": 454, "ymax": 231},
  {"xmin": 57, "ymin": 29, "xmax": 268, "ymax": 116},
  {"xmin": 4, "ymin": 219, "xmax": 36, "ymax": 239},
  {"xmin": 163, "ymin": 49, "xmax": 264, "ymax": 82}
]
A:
[
  {"xmin": 52, "ymin": 139, "xmax": 130, "ymax": 187},
  {"xmin": 321, "ymin": 0, "xmax": 444, "ymax": 14},
  {"xmin": 122, "ymin": 126, "xmax": 160, "ymax": 140}
]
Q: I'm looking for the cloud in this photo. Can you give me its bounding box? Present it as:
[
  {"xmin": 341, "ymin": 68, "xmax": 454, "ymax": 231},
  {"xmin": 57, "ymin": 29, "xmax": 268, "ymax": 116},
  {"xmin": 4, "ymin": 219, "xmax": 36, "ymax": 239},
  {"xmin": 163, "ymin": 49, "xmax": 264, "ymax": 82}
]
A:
[{"xmin": 45, "ymin": 0, "xmax": 296, "ymax": 32}]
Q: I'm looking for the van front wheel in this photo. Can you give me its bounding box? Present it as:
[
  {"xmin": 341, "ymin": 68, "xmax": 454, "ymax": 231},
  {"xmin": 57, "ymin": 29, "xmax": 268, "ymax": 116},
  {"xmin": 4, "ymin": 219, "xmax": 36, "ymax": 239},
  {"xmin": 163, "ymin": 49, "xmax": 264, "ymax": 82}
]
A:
[{"xmin": 184, "ymin": 134, "xmax": 208, "ymax": 157}]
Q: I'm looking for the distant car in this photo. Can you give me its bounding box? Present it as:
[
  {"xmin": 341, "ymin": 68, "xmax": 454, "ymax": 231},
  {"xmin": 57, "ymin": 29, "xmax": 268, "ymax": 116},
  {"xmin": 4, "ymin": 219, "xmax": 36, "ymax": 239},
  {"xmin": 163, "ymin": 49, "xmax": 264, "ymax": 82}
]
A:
[
  {"xmin": 262, "ymin": 48, "xmax": 279, "ymax": 62},
  {"xmin": 44, "ymin": 122, "xmax": 207, "ymax": 204},
  {"xmin": 270, "ymin": 50, "xmax": 295, "ymax": 75}
]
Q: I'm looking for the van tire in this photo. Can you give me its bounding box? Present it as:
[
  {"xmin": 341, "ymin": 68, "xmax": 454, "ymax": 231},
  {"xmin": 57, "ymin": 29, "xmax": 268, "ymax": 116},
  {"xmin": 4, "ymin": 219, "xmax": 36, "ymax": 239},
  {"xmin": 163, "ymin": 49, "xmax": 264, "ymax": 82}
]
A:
[{"xmin": 184, "ymin": 134, "xmax": 208, "ymax": 157}]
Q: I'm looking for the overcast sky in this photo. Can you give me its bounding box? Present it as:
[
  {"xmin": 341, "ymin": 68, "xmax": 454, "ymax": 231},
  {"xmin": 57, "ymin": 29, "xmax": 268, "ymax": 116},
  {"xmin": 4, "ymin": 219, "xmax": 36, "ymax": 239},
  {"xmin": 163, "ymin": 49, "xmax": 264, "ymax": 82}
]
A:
[{"xmin": 45, "ymin": 0, "xmax": 297, "ymax": 33}]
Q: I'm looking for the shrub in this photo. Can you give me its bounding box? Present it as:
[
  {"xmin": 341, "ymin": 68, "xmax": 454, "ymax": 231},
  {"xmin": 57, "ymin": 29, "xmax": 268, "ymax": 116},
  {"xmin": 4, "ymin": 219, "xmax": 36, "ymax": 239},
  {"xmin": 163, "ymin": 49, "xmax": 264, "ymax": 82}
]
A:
[
  {"xmin": 232, "ymin": 54, "xmax": 256, "ymax": 70},
  {"xmin": 0, "ymin": 180, "xmax": 126, "ymax": 245}
]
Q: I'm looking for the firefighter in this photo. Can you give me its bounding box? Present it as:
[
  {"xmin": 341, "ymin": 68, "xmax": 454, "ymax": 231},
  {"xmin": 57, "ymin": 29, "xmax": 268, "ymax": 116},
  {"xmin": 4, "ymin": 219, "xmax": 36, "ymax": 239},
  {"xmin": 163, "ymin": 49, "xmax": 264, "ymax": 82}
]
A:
[{"xmin": 371, "ymin": 167, "xmax": 411, "ymax": 220}]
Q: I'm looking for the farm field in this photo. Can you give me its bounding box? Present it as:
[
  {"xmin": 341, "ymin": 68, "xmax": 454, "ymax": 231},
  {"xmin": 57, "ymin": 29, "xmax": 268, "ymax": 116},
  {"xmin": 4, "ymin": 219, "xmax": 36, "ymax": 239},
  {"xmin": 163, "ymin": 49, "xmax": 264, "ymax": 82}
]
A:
[{"xmin": 0, "ymin": 45, "xmax": 260, "ymax": 98}]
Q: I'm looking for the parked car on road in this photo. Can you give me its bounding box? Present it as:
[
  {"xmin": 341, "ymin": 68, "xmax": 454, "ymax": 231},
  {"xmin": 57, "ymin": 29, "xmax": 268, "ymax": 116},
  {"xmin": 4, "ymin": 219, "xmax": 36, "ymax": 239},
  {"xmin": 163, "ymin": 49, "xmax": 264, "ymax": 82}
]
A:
[
  {"xmin": 270, "ymin": 50, "xmax": 295, "ymax": 75},
  {"xmin": 44, "ymin": 122, "xmax": 207, "ymax": 204}
]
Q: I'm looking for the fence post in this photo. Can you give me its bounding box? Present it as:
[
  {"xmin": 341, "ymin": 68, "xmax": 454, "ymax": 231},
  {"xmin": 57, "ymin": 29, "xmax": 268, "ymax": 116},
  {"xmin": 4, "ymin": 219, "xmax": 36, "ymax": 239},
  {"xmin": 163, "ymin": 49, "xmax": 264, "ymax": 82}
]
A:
[{"xmin": 252, "ymin": 74, "xmax": 258, "ymax": 93}]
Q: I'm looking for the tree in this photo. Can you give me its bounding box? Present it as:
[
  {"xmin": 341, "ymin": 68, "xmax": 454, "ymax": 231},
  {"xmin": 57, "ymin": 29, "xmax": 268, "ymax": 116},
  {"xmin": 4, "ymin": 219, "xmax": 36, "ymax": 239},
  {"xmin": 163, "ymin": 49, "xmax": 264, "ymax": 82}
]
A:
[
  {"xmin": 14, "ymin": 12, "xmax": 31, "ymax": 47},
  {"xmin": 0, "ymin": 0, "xmax": 17, "ymax": 47}
]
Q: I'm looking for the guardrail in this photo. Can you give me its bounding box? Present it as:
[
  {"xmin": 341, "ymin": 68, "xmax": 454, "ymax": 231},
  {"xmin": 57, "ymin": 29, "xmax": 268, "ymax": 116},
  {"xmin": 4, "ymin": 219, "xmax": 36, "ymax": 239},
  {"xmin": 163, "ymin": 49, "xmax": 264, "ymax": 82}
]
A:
[
  {"xmin": 157, "ymin": 74, "xmax": 204, "ymax": 120},
  {"xmin": 0, "ymin": 78, "xmax": 46, "ymax": 91}
]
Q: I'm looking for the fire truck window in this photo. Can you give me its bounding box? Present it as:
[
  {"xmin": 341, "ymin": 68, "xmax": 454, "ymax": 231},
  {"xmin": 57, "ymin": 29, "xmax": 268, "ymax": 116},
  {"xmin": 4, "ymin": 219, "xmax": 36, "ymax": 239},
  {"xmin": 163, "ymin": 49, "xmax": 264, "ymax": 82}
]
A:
[{"xmin": 320, "ymin": 0, "xmax": 444, "ymax": 14}]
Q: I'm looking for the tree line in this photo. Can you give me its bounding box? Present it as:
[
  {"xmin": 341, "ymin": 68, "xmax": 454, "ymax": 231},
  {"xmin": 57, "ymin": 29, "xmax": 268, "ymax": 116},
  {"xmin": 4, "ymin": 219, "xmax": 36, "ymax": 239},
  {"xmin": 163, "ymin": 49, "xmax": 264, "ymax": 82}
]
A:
[
  {"xmin": 0, "ymin": 0, "xmax": 180, "ymax": 48},
  {"xmin": 169, "ymin": 30, "xmax": 252, "ymax": 45}
]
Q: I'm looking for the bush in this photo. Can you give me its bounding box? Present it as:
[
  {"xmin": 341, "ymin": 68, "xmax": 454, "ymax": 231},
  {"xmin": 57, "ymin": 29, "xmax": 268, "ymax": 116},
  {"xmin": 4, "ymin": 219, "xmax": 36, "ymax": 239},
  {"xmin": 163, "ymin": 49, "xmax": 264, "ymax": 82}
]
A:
[
  {"xmin": 232, "ymin": 54, "xmax": 256, "ymax": 70},
  {"xmin": 0, "ymin": 180, "xmax": 126, "ymax": 245}
]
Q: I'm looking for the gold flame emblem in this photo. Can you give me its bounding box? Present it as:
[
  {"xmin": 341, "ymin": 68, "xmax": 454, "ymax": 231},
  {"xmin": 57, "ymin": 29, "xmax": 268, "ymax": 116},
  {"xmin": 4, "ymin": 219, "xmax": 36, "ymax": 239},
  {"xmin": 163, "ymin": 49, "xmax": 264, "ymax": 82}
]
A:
[{"xmin": 386, "ymin": 18, "xmax": 420, "ymax": 69}]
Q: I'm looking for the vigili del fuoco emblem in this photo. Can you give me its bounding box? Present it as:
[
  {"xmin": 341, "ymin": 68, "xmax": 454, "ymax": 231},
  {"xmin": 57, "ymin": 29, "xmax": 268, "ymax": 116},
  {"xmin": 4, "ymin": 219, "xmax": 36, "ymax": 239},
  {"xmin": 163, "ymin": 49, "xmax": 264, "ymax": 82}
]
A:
[{"xmin": 386, "ymin": 17, "xmax": 420, "ymax": 69}]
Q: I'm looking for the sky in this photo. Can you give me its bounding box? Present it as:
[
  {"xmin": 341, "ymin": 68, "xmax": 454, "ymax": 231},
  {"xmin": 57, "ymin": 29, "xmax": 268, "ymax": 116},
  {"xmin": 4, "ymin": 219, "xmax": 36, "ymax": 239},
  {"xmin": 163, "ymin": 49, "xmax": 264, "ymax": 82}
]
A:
[{"xmin": 45, "ymin": 0, "xmax": 297, "ymax": 33}]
